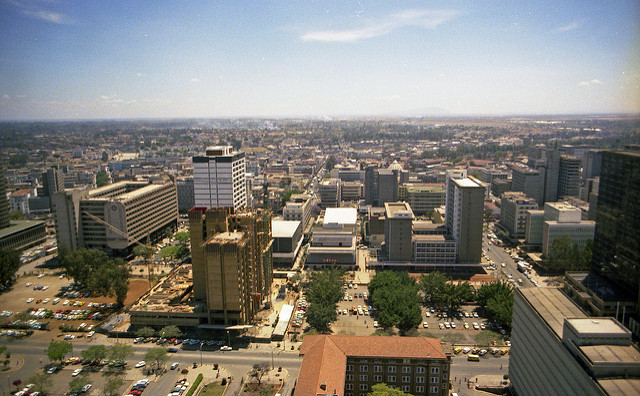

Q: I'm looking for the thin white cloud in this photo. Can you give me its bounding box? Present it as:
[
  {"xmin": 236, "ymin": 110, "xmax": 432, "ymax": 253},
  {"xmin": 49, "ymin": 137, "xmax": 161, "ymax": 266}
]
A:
[
  {"xmin": 301, "ymin": 9, "xmax": 459, "ymax": 42},
  {"xmin": 555, "ymin": 20, "xmax": 584, "ymax": 33},
  {"xmin": 578, "ymin": 79, "xmax": 604, "ymax": 87},
  {"xmin": 578, "ymin": 82, "xmax": 590, "ymax": 87},
  {"xmin": 190, "ymin": 78, "xmax": 201, "ymax": 83},
  {"xmin": 590, "ymin": 79, "xmax": 603, "ymax": 85},
  {"xmin": 6, "ymin": 0, "xmax": 76, "ymax": 25},
  {"xmin": 136, "ymin": 73, "xmax": 148, "ymax": 77}
]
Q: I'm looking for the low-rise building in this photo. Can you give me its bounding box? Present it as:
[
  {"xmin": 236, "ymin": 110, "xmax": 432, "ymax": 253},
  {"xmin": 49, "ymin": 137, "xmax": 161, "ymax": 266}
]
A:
[
  {"xmin": 306, "ymin": 208, "xmax": 357, "ymax": 267},
  {"xmin": 272, "ymin": 219, "xmax": 303, "ymax": 266}
]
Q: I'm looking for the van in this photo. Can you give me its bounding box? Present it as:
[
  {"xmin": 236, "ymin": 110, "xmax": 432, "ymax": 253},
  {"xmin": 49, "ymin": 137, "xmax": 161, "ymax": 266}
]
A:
[{"xmin": 467, "ymin": 354, "xmax": 480, "ymax": 361}]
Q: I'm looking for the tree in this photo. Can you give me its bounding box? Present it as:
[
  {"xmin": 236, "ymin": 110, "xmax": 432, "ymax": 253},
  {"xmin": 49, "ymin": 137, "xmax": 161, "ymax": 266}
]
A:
[
  {"xmin": 160, "ymin": 245, "xmax": 189, "ymax": 259},
  {"xmin": 28, "ymin": 371, "xmax": 54, "ymax": 394},
  {"xmin": 86, "ymin": 257, "xmax": 130, "ymax": 306},
  {"xmin": 136, "ymin": 327, "xmax": 156, "ymax": 338},
  {"xmin": 133, "ymin": 245, "xmax": 154, "ymax": 260},
  {"xmin": 325, "ymin": 155, "xmax": 337, "ymax": 172},
  {"xmin": 104, "ymin": 375, "xmax": 124, "ymax": 396},
  {"xmin": 101, "ymin": 151, "xmax": 109, "ymax": 162},
  {"xmin": 9, "ymin": 209, "xmax": 26, "ymax": 220},
  {"xmin": 487, "ymin": 292, "xmax": 514, "ymax": 329},
  {"xmin": 69, "ymin": 374, "xmax": 90, "ymax": 394},
  {"xmin": 174, "ymin": 231, "xmax": 190, "ymax": 244},
  {"xmin": 306, "ymin": 303, "xmax": 337, "ymax": 333},
  {"xmin": 0, "ymin": 248, "xmax": 20, "ymax": 286},
  {"xmin": 369, "ymin": 383, "xmax": 411, "ymax": 395},
  {"xmin": 109, "ymin": 344, "xmax": 133, "ymax": 362},
  {"xmin": 548, "ymin": 236, "xmax": 573, "ymax": 270},
  {"xmin": 159, "ymin": 325, "xmax": 182, "ymax": 339},
  {"xmin": 145, "ymin": 347, "xmax": 169, "ymax": 372},
  {"xmin": 164, "ymin": 226, "xmax": 173, "ymax": 239},
  {"xmin": 60, "ymin": 248, "xmax": 110, "ymax": 287},
  {"xmin": 249, "ymin": 362, "xmax": 271, "ymax": 385},
  {"xmin": 419, "ymin": 271, "xmax": 448, "ymax": 305},
  {"xmin": 45, "ymin": 341, "xmax": 72, "ymax": 363},
  {"xmin": 81, "ymin": 345, "xmax": 108, "ymax": 363},
  {"xmin": 370, "ymin": 271, "xmax": 422, "ymax": 333},
  {"xmin": 96, "ymin": 169, "xmax": 110, "ymax": 187},
  {"xmin": 395, "ymin": 287, "xmax": 423, "ymax": 335}
]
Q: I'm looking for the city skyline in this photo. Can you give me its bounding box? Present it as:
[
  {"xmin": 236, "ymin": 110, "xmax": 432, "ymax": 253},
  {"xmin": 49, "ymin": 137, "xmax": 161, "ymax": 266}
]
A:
[{"xmin": 1, "ymin": 0, "xmax": 639, "ymax": 121}]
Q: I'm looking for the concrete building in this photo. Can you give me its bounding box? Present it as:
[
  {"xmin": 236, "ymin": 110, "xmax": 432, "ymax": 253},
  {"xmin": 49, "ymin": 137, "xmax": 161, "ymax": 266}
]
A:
[
  {"xmin": 306, "ymin": 208, "xmax": 357, "ymax": 267},
  {"xmin": 10, "ymin": 188, "xmax": 33, "ymax": 214},
  {"xmin": 558, "ymin": 155, "xmax": 581, "ymax": 198},
  {"xmin": 481, "ymin": 167, "xmax": 509, "ymax": 197},
  {"xmin": 491, "ymin": 178, "xmax": 512, "ymax": 198},
  {"xmin": 511, "ymin": 165, "xmax": 544, "ymax": 206},
  {"xmin": 509, "ymin": 287, "xmax": 640, "ymax": 396},
  {"xmin": 524, "ymin": 209, "xmax": 545, "ymax": 246},
  {"xmin": 398, "ymin": 184, "xmax": 446, "ymax": 215},
  {"xmin": 176, "ymin": 176, "xmax": 194, "ymax": 213},
  {"xmin": 340, "ymin": 181, "xmax": 364, "ymax": 202},
  {"xmin": 52, "ymin": 177, "xmax": 178, "ymax": 255},
  {"xmin": 0, "ymin": 220, "xmax": 47, "ymax": 251},
  {"xmin": 0, "ymin": 164, "xmax": 10, "ymax": 229},
  {"xmin": 499, "ymin": 192, "xmax": 538, "ymax": 238},
  {"xmin": 296, "ymin": 335, "xmax": 451, "ymax": 396},
  {"xmin": 271, "ymin": 219, "xmax": 303, "ymax": 266},
  {"xmin": 565, "ymin": 271, "xmax": 637, "ymax": 321},
  {"xmin": 377, "ymin": 169, "xmax": 399, "ymax": 205},
  {"xmin": 383, "ymin": 202, "xmax": 414, "ymax": 262},
  {"xmin": 193, "ymin": 146, "xmax": 247, "ymax": 211},
  {"xmin": 583, "ymin": 150, "xmax": 603, "ymax": 181},
  {"xmin": 542, "ymin": 202, "xmax": 595, "ymax": 256},
  {"xmin": 319, "ymin": 179, "xmax": 341, "ymax": 208},
  {"xmin": 412, "ymin": 234, "xmax": 457, "ymax": 265},
  {"xmin": 41, "ymin": 166, "xmax": 65, "ymax": 199},
  {"xmin": 283, "ymin": 193, "xmax": 313, "ymax": 233},
  {"xmin": 445, "ymin": 177, "xmax": 485, "ymax": 264},
  {"xmin": 189, "ymin": 207, "xmax": 273, "ymax": 326}
]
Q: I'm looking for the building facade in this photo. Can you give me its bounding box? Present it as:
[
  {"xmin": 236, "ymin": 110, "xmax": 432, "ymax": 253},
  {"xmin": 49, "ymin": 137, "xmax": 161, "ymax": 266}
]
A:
[
  {"xmin": 558, "ymin": 155, "xmax": 581, "ymax": 198},
  {"xmin": 384, "ymin": 202, "xmax": 414, "ymax": 262},
  {"xmin": 499, "ymin": 192, "xmax": 538, "ymax": 238},
  {"xmin": 319, "ymin": 179, "xmax": 341, "ymax": 208},
  {"xmin": 445, "ymin": 177, "xmax": 485, "ymax": 264},
  {"xmin": 398, "ymin": 184, "xmax": 446, "ymax": 215},
  {"xmin": 193, "ymin": 146, "xmax": 247, "ymax": 211}
]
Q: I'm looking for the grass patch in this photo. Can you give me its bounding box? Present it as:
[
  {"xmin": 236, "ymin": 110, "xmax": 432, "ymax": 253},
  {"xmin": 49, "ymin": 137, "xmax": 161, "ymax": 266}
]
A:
[
  {"xmin": 371, "ymin": 328, "xmax": 395, "ymax": 336},
  {"xmin": 241, "ymin": 383, "xmax": 279, "ymax": 395},
  {"xmin": 200, "ymin": 382, "xmax": 226, "ymax": 396},
  {"xmin": 474, "ymin": 330, "xmax": 504, "ymax": 346},
  {"xmin": 441, "ymin": 333, "xmax": 466, "ymax": 344}
]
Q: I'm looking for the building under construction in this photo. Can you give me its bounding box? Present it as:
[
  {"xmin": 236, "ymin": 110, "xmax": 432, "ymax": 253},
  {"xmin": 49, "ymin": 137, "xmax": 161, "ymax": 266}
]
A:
[{"xmin": 189, "ymin": 207, "xmax": 273, "ymax": 326}]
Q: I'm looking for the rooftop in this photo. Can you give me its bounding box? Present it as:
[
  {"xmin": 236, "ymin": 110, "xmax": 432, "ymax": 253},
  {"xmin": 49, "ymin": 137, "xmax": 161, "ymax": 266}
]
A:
[
  {"xmin": 0, "ymin": 220, "xmax": 45, "ymax": 239},
  {"xmin": 453, "ymin": 177, "xmax": 485, "ymax": 189},
  {"xmin": 566, "ymin": 318, "xmax": 630, "ymax": 336},
  {"xmin": 272, "ymin": 220, "xmax": 301, "ymax": 238},
  {"xmin": 324, "ymin": 208, "xmax": 357, "ymax": 226},
  {"xmin": 580, "ymin": 344, "xmax": 640, "ymax": 364},
  {"xmin": 519, "ymin": 287, "xmax": 586, "ymax": 339},
  {"xmin": 385, "ymin": 202, "xmax": 414, "ymax": 219}
]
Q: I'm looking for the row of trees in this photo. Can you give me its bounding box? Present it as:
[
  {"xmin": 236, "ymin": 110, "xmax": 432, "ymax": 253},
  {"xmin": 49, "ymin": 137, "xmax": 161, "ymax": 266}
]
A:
[
  {"xmin": 136, "ymin": 324, "xmax": 182, "ymax": 339},
  {"xmin": 369, "ymin": 271, "xmax": 423, "ymax": 335},
  {"xmin": 305, "ymin": 268, "xmax": 345, "ymax": 333},
  {"xmin": 548, "ymin": 237, "xmax": 593, "ymax": 272},
  {"xmin": 59, "ymin": 248, "xmax": 130, "ymax": 306}
]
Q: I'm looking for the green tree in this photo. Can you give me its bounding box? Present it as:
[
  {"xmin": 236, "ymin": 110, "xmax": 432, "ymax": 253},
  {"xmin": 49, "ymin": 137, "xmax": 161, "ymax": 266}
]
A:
[
  {"xmin": 69, "ymin": 374, "xmax": 90, "ymax": 394},
  {"xmin": 419, "ymin": 271, "xmax": 448, "ymax": 305},
  {"xmin": 249, "ymin": 362, "xmax": 270, "ymax": 385},
  {"xmin": 0, "ymin": 248, "xmax": 20, "ymax": 285},
  {"xmin": 87, "ymin": 258, "xmax": 130, "ymax": 306},
  {"xmin": 548, "ymin": 236, "xmax": 574, "ymax": 270},
  {"xmin": 439, "ymin": 282, "xmax": 475, "ymax": 311},
  {"xmin": 369, "ymin": 383, "xmax": 412, "ymax": 395},
  {"xmin": 60, "ymin": 248, "xmax": 110, "ymax": 287},
  {"xmin": 133, "ymin": 245, "xmax": 154, "ymax": 260},
  {"xmin": 9, "ymin": 209, "xmax": 26, "ymax": 220},
  {"xmin": 164, "ymin": 227, "xmax": 173, "ymax": 239},
  {"xmin": 476, "ymin": 281, "xmax": 512, "ymax": 309},
  {"xmin": 325, "ymin": 155, "xmax": 337, "ymax": 172},
  {"xmin": 306, "ymin": 303, "xmax": 337, "ymax": 333},
  {"xmin": 109, "ymin": 344, "xmax": 133, "ymax": 362},
  {"xmin": 45, "ymin": 341, "xmax": 72, "ymax": 363},
  {"xmin": 136, "ymin": 327, "xmax": 156, "ymax": 338},
  {"xmin": 104, "ymin": 375, "xmax": 124, "ymax": 396},
  {"xmin": 159, "ymin": 325, "xmax": 182, "ymax": 339},
  {"xmin": 81, "ymin": 345, "xmax": 108, "ymax": 363},
  {"xmin": 160, "ymin": 245, "xmax": 189, "ymax": 259},
  {"xmin": 96, "ymin": 169, "xmax": 110, "ymax": 187},
  {"xmin": 395, "ymin": 287, "xmax": 423, "ymax": 335},
  {"xmin": 28, "ymin": 371, "xmax": 54, "ymax": 395},
  {"xmin": 370, "ymin": 271, "xmax": 422, "ymax": 334},
  {"xmin": 145, "ymin": 347, "xmax": 169, "ymax": 372},
  {"xmin": 101, "ymin": 151, "xmax": 109, "ymax": 162},
  {"xmin": 173, "ymin": 231, "xmax": 190, "ymax": 244},
  {"xmin": 486, "ymin": 292, "xmax": 514, "ymax": 329}
]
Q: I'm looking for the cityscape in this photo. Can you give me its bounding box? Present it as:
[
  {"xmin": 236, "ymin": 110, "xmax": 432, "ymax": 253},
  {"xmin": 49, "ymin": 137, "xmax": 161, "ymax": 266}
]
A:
[{"xmin": 1, "ymin": 2, "xmax": 640, "ymax": 396}]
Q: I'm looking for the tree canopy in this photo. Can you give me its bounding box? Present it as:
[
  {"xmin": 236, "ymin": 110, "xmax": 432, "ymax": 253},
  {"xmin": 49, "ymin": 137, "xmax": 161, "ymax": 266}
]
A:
[
  {"xmin": 369, "ymin": 383, "xmax": 412, "ymax": 395},
  {"xmin": 548, "ymin": 236, "xmax": 593, "ymax": 272},
  {"xmin": 46, "ymin": 341, "xmax": 73, "ymax": 363},
  {"xmin": 96, "ymin": 169, "xmax": 110, "ymax": 187},
  {"xmin": 370, "ymin": 271, "xmax": 422, "ymax": 334},
  {"xmin": 145, "ymin": 347, "xmax": 169, "ymax": 371},
  {"xmin": 0, "ymin": 248, "xmax": 20, "ymax": 286},
  {"xmin": 305, "ymin": 268, "xmax": 344, "ymax": 332}
]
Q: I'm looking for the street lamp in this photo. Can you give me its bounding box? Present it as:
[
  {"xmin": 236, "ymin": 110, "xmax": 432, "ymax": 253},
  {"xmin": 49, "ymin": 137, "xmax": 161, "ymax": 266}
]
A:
[{"xmin": 200, "ymin": 342, "xmax": 203, "ymax": 366}]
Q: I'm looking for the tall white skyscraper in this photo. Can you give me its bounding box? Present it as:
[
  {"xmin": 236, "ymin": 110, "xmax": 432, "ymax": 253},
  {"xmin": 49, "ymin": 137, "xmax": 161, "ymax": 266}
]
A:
[{"xmin": 193, "ymin": 146, "xmax": 247, "ymax": 210}]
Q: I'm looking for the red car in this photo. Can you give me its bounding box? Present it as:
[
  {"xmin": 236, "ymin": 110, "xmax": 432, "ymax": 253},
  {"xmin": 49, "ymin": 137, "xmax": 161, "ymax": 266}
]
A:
[{"xmin": 128, "ymin": 390, "xmax": 142, "ymax": 396}]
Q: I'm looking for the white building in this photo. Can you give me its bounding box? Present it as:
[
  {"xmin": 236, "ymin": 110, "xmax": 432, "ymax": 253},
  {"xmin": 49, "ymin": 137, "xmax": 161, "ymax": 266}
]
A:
[
  {"xmin": 283, "ymin": 193, "xmax": 313, "ymax": 232},
  {"xmin": 306, "ymin": 208, "xmax": 357, "ymax": 267},
  {"xmin": 193, "ymin": 146, "xmax": 246, "ymax": 210},
  {"xmin": 542, "ymin": 202, "xmax": 595, "ymax": 256}
]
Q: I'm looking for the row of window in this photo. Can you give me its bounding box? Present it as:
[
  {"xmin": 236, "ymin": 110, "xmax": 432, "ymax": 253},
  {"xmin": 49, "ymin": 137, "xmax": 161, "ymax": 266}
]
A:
[
  {"xmin": 344, "ymin": 385, "xmax": 438, "ymax": 394},
  {"xmin": 350, "ymin": 365, "xmax": 440, "ymax": 374},
  {"xmin": 349, "ymin": 374, "xmax": 439, "ymax": 384}
]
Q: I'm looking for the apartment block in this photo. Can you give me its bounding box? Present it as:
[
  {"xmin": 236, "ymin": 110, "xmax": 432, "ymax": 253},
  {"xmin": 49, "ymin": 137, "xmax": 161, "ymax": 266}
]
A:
[
  {"xmin": 193, "ymin": 146, "xmax": 247, "ymax": 210},
  {"xmin": 445, "ymin": 177, "xmax": 485, "ymax": 264},
  {"xmin": 499, "ymin": 191, "xmax": 538, "ymax": 238}
]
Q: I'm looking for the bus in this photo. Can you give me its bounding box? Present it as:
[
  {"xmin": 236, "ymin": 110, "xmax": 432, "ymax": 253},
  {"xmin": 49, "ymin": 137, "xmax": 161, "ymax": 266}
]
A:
[
  {"xmin": 467, "ymin": 354, "xmax": 480, "ymax": 362},
  {"xmin": 517, "ymin": 262, "xmax": 527, "ymax": 273}
]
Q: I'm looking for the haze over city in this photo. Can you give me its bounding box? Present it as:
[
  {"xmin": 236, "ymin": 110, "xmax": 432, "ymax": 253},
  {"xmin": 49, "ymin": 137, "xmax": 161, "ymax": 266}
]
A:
[{"xmin": 1, "ymin": 0, "xmax": 639, "ymax": 120}]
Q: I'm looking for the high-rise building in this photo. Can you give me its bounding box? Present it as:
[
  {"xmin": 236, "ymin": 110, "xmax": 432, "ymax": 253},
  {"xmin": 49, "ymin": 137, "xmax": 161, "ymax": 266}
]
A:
[
  {"xmin": 377, "ymin": 169, "xmax": 399, "ymax": 205},
  {"xmin": 511, "ymin": 165, "xmax": 544, "ymax": 206},
  {"xmin": 398, "ymin": 183, "xmax": 446, "ymax": 215},
  {"xmin": 41, "ymin": 166, "xmax": 65, "ymax": 198},
  {"xmin": 558, "ymin": 155, "xmax": 581, "ymax": 198},
  {"xmin": 583, "ymin": 150, "xmax": 603, "ymax": 181},
  {"xmin": 319, "ymin": 179, "xmax": 341, "ymax": 208},
  {"xmin": 52, "ymin": 177, "xmax": 178, "ymax": 254},
  {"xmin": 445, "ymin": 177, "xmax": 485, "ymax": 263},
  {"xmin": 592, "ymin": 146, "xmax": 640, "ymax": 308},
  {"xmin": 481, "ymin": 167, "xmax": 509, "ymax": 197},
  {"xmin": 542, "ymin": 202, "xmax": 595, "ymax": 257},
  {"xmin": 499, "ymin": 192, "xmax": 538, "ymax": 238},
  {"xmin": 176, "ymin": 176, "xmax": 194, "ymax": 213},
  {"xmin": 189, "ymin": 207, "xmax": 272, "ymax": 325},
  {"xmin": 193, "ymin": 146, "xmax": 247, "ymax": 211},
  {"xmin": 0, "ymin": 163, "xmax": 10, "ymax": 229},
  {"xmin": 384, "ymin": 202, "xmax": 414, "ymax": 262},
  {"xmin": 283, "ymin": 193, "xmax": 313, "ymax": 232}
]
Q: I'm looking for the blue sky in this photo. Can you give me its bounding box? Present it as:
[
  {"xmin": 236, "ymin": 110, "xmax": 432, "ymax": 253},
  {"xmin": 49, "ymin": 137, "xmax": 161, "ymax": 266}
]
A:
[{"xmin": 0, "ymin": 0, "xmax": 638, "ymax": 120}]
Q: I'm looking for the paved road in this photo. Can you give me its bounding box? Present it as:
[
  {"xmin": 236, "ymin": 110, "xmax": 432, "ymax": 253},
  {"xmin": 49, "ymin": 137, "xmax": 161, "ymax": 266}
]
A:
[{"xmin": 483, "ymin": 236, "xmax": 533, "ymax": 287}]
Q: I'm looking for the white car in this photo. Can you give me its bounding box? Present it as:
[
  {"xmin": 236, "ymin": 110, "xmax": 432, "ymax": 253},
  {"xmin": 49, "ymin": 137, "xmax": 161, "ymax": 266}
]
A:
[
  {"xmin": 38, "ymin": 274, "xmax": 44, "ymax": 278},
  {"xmin": 170, "ymin": 362, "xmax": 179, "ymax": 370},
  {"xmin": 52, "ymin": 298, "xmax": 60, "ymax": 304},
  {"xmin": 87, "ymin": 331, "xmax": 95, "ymax": 338},
  {"xmin": 135, "ymin": 361, "xmax": 146, "ymax": 368},
  {"xmin": 72, "ymin": 368, "xmax": 83, "ymax": 376},
  {"xmin": 26, "ymin": 298, "xmax": 34, "ymax": 303},
  {"xmin": 462, "ymin": 347, "xmax": 471, "ymax": 354},
  {"xmin": 26, "ymin": 282, "xmax": 32, "ymax": 287},
  {"xmin": 422, "ymin": 322, "xmax": 428, "ymax": 328},
  {"xmin": 81, "ymin": 384, "xmax": 92, "ymax": 392},
  {"xmin": 62, "ymin": 300, "xmax": 70, "ymax": 306},
  {"xmin": 43, "ymin": 298, "xmax": 50, "ymax": 304},
  {"xmin": 220, "ymin": 346, "xmax": 232, "ymax": 351}
]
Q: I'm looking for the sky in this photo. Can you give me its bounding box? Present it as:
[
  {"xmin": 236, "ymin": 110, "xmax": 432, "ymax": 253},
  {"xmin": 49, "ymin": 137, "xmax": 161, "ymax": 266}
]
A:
[{"xmin": 0, "ymin": 0, "xmax": 639, "ymax": 120}]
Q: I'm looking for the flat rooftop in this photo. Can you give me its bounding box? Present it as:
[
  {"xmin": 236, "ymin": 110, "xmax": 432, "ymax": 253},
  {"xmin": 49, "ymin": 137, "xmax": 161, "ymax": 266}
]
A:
[
  {"xmin": 0, "ymin": 220, "xmax": 45, "ymax": 239},
  {"xmin": 566, "ymin": 317, "xmax": 630, "ymax": 336},
  {"xmin": 324, "ymin": 208, "xmax": 357, "ymax": 225},
  {"xmin": 520, "ymin": 287, "xmax": 587, "ymax": 339},
  {"xmin": 566, "ymin": 272, "xmax": 635, "ymax": 302},
  {"xmin": 580, "ymin": 344, "xmax": 640, "ymax": 364},
  {"xmin": 385, "ymin": 202, "xmax": 414, "ymax": 219},
  {"xmin": 597, "ymin": 378, "xmax": 640, "ymax": 396},
  {"xmin": 453, "ymin": 177, "xmax": 484, "ymax": 188},
  {"xmin": 272, "ymin": 220, "xmax": 301, "ymax": 238}
]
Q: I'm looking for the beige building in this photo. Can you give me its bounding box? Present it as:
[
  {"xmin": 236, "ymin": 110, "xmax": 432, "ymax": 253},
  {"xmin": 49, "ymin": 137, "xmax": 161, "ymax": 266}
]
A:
[
  {"xmin": 445, "ymin": 177, "xmax": 485, "ymax": 264},
  {"xmin": 189, "ymin": 207, "xmax": 273, "ymax": 326},
  {"xmin": 384, "ymin": 202, "xmax": 414, "ymax": 262},
  {"xmin": 541, "ymin": 202, "xmax": 595, "ymax": 256},
  {"xmin": 52, "ymin": 177, "xmax": 178, "ymax": 254},
  {"xmin": 499, "ymin": 191, "xmax": 538, "ymax": 238},
  {"xmin": 283, "ymin": 193, "xmax": 313, "ymax": 232},
  {"xmin": 398, "ymin": 183, "xmax": 446, "ymax": 215}
]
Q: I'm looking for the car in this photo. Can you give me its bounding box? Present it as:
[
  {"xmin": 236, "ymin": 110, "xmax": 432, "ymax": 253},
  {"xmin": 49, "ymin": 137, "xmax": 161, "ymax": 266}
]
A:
[
  {"xmin": 425, "ymin": 312, "xmax": 430, "ymax": 317},
  {"xmin": 27, "ymin": 297, "xmax": 34, "ymax": 303},
  {"xmin": 451, "ymin": 322, "xmax": 456, "ymax": 328},
  {"xmin": 479, "ymin": 349, "xmax": 488, "ymax": 356},
  {"xmin": 438, "ymin": 323, "xmax": 444, "ymax": 329},
  {"xmin": 47, "ymin": 366, "xmax": 58, "ymax": 374},
  {"xmin": 26, "ymin": 282, "xmax": 32, "ymax": 287},
  {"xmin": 128, "ymin": 390, "xmax": 142, "ymax": 396},
  {"xmin": 87, "ymin": 331, "xmax": 95, "ymax": 338},
  {"xmin": 462, "ymin": 347, "xmax": 471, "ymax": 354},
  {"xmin": 43, "ymin": 298, "xmax": 50, "ymax": 304},
  {"xmin": 135, "ymin": 361, "xmax": 146, "ymax": 368},
  {"xmin": 473, "ymin": 312, "xmax": 479, "ymax": 318},
  {"xmin": 38, "ymin": 273, "xmax": 44, "ymax": 278},
  {"xmin": 170, "ymin": 362, "xmax": 179, "ymax": 370},
  {"xmin": 444, "ymin": 322, "xmax": 451, "ymax": 329},
  {"xmin": 167, "ymin": 347, "xmax": 178, "ymax": 353},
  {"xmin": 464, "ymin": 323, "xmax": 469, "ymax": 329},
  {"xmin": 422, "ymin": 322, "xmax": 428, "ymax": 328},
  {"xmin": 63, "ymin": 300, "xmax": 70, "ymax": 306},
  {"xmin": 220, "ymin": 346, "xmax": 232, "ymax": 351},
  {"xmin": 373, "ymin": 321, "xmax": 379, "ymax": 328},
  {"xmin": 473, "ymin": 322, "xmax": 479, "ymax": 330},
  {"xmin": 72, "ymin": 368, "xmax": 83, "ymax": 376},
  {"xmin": 53, "ymin": 298, "xmax": 60, "ymax": 304},
  {"xmin": 81, "ymin": 384, "xmax": 92, "ymax": 392},
  {"xmin": 480, "ymin": 323, "xmax": 486, "ymax": 330}
]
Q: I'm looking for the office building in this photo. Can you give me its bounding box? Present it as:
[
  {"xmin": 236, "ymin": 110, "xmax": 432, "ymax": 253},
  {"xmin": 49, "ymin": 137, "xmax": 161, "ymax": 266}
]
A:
[
  {"xmin": 319, "ymin": 179, "xmax": 341, "ymax": 208},
  {"xmin": 383, "ymin": 202, "xmax": 414, "ymax": 262},
  {"xmin": 0, "ymin": 164, "xmax": 10, "ymax": 229},
  {"xmin": 340, "ymin": 181, "xmax": 364, "ymax": 202},
  {"xmin": 481, "ymin": 167, "xmax": 509, "ymax": 197},
  {"xmin": 189, "ymin": 207, "xmax": 273, "ymax": 325},
  {"xmin": 524, "ymin": 209, "xmax": 545, "ymax": 246},
  {"xmin": 491, "ymin": 178, "xmax": 512, "ymax": 198},
  {"xmin": 445, "ymin": 177, "xmax": 485, "ymax": 264},
  {"xmin": 283, "ymin": 193, "xmax": 313, "ymax": 232},
  {"xmin": 364, "ymin": 166, "xmax": 378, "ymax": 206},
  {"xmin": 558, "ymin": 155, "xmax": 581, "ymax": 198},
  {"xmin": 583, "ymin": 150, "xmax": 603, "ymax": 181},
  {"xmin": 509, "ymin": 287, "xmax": 640, "ymax": 396},
  {"xmin": 592, "ymin": 147, "xmax": 640, "ymax": 310},
  {"xmin": 272, "ymin": 219, "xmax": 303, "ymax": 266},
  {"xmin": 306, "ymin": 208, "xmax": 357, "ymax": 267},
  {"xmin": 52, "ymin": 177, "xmax": 178, "ymax": 255},
  {"xmin": 364, "ymin": 163, "xmax": 407, "ymax": 207},
  {"xmin": 296, "ymin": 334, "xmax": 451, "ymax": 396},
  {"xmin": 41, "ymin": 166, "xmax": 65, "ymax": 198},
  {"xmin": 511, "ymin": 165, "xmax": 544, "ymax": 206},
  {"xmin": 499, "ymin": 192, "xmax": 538, "ymax": 238},
  {"xmin": 176, "ymin": 176, "xmax": 194, "ymax": 213},
  {"xmin": 377, "ymin": 169, "xmax": 399, "ymax": 205},
  {"xmin": 193, "ymin": 146, "xmax": 247, "ymax": 211},
  {"xmin": 398, "ymin": 184, "xmax": 446, "ymax": 215},
  {"xmin": 541, "ymin": 202, "xmax": 595, "ymax": 256}
]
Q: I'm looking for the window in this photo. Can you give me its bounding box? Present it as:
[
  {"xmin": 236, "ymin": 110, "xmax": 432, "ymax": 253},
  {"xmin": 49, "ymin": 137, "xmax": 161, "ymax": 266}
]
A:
[
  {"xmin": 374, "ymin": 365, "xmax": 382, "ymax": 372},
  {"xmin": 347, "ymin": 374, "xmax": 354, "ymax": 381},
  {"xmin": 416, "ymin": 376, "xmax": 425, "ymax": 383},
  {"xmin": 430, "ymin": 376, "xmax": 439, "ymax": 384},
  {"xmin": 346, "ymin": 384, "xmax": 353, "ymax": 390},
  {"xmin": 430, "ymin": 386, "xmax": 439, "ymax": 393},
  {"xmin": 360, "ymin": 375, "xmax": 368, "ymax": 382},
  {"xmin": 416, "ymin": 367, "xmax": 425, "ymax": 374},
  {"xmin": 431, "ymin": 367, "xmax": 439, "ymax": 374},
  {"xmin": 359, "ymin": 384, "xmax": 368, "ymax": 391},
  {"xmin": 402, "ymin": 376, "xmax": 411, "ymax": 383},
  {"xmin": 374, "ymin": 375, "xmax": 382, "ymax": 382},
  {"xmin": 388, "ymin": 366, "xmax": 397, "ymax": 373},
  {"xmin": 402, "ymin": 366, "xmax": 411, "ymax": 373},
  {"xmin": 347, "ymin": 365, "xmax": 353, "ymax": 372},
  {"xmin": 388, "ymin": 375, "xmax": 396, "ymax": 383},
  {"xmin": 416, "ymin": 386, "xmax": 425, "ymax": 393},
  {"xmin": 360, "ymin": 365, "xmax": 368, "ymax": 372},
  {"xmin": 402, "ymin": 386, "xmax": 411, "ymax": 393}
]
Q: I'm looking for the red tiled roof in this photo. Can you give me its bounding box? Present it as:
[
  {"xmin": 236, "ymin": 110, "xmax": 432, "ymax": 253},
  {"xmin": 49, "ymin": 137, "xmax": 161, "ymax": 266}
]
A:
[{"xmin": 297, "ymin": 335, "xmax": 447, "ymax": 395}]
